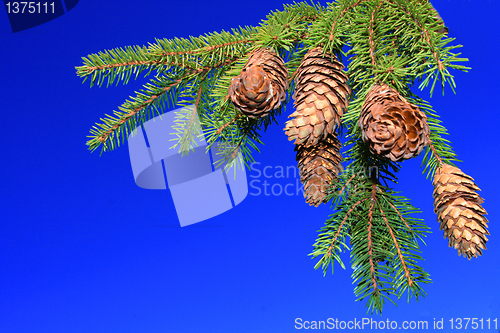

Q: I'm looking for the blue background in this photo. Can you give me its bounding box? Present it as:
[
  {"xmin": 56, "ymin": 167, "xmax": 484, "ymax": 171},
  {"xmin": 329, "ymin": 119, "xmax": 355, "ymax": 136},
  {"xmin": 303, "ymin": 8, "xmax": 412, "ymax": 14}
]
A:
[{"xmin": 1, "ymin": 0, "xmax": 498, "ymax": 332}]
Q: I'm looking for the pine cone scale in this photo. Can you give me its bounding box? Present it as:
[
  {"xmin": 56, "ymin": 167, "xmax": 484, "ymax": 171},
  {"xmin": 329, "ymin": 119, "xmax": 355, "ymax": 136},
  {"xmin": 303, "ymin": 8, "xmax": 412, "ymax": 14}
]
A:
[
  {"xmin": 295, "ymin": 133, "xmax": 343, "ymax": 206},
  {"xmin": 359, "ymin": 83, "xmax": 430, "ymax": 162},
  {"xmin": 284, "ymin": 47, "xmax": 350, "ymax": 146},
  {"xmin": 432, "ymin": 164, "xmax": 489, "ymax": 259},
  {"xmin": 228, "ymin": 48, "xmax": 288, "ymax": 118}
]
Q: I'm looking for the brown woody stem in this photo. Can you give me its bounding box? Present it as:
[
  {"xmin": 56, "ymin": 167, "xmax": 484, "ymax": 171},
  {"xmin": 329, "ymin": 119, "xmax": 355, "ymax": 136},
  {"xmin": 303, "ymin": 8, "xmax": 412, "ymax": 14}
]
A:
[
  {"xmin": 326, "ymin": 198, "xmax": 368, "ymax": 259},
  {"xmin": 329, "ymin": 1, "xmax": 363, "ymax": 41},
  {"xmin": 376, "ymin": 187, "xmax": 414, "ymax": 234},
  {"xmin": 368, "ymin": 2, "xmax": 384, "ymax": 69},
  {"xmin": 288, "ymin": 68, "xmax": 299, "ymax": 84},
  {"xmin": 78, "ymin": 59, "xmax": 164, "ymax": 76},
  {"xmin": 378, "ymin": 206, "xmax": 414, "ymax": 287},
  {"xmin": 388, "ymin": 0, "xmax": 444, "ymax": 71},
  {"xmin": 230, "ymin": 141, "xmax": 242, "ymax": 160},
  {"xmin": 337, "ymin": 171, "xmax": 360, "ymax": 197},
  {"xmin": 194, "ymin": 84, "xmax": 203, "ymax": 111},
  {"xmin": 427, "ymin": 138, "xmax": 444, "ymax": 168},
  {"xmin": 216, "ymin": 114, "xmax": 242, "ymax": 136},
  {"xmin": 98, "ymin": 77, "xmax": 185, "ymax": 145},
  {"xmin": 156, "ymin": 39, "xmax": 251, "ymax": 57},
  {"xmin": 367, "ymin": 184, "xmax": 378, "ymax": 293}
]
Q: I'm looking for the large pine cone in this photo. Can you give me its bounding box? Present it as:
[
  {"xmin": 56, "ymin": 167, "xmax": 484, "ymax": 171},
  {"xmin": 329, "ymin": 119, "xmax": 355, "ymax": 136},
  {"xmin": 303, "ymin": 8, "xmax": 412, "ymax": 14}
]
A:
[
  {"xmin": 358, "ymin": 83, "xmax": 430, "ymax": 162},
  {"xmin": 228, "ymin": 48, "xmax": 288, "ymax": 118},
  {"xmin": 284, "ymin": 47, "xmax": 350, "ymax": 146},
  {"xmin": 296, "ymin": 133, "xmax": 343, "ymax": 206},
  {"xmin": 433, "ymin": 164, "xmax": 489, "ymax": 259}
]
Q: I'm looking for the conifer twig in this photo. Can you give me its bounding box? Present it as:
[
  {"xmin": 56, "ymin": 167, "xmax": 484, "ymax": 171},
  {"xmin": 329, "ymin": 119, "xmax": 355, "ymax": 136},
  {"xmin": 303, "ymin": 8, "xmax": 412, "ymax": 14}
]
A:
[
  {"xmin": 79, "ymin": 1, "xmax": 466, "ymax": 314},
  {"xmin": 390, "ymin": 0, "xmax": 444, "ymax": 71},
  {"xmin": 376, "ymin": 187, "xmax": 414, "ymax": 234},
  {"xmin": 378, "ymin": 206, "xmax": 414, "ymax": 287},
  {"xmin": 329, "ymin": 0, "xmax": 362, "ymax": 41},
  {"xmin": 78, "ymin": 59, "xmax": 163, "ymax": 77},
  {"xmin": 216, "ymin": 114, "xmax": 242, "ymax": 136},
  {"xmin": 427, "ymin": 138, "xmax": 444, "ymax": 167},
  {"xmin": 154, "ymin": 39, "xmax": 252, "ymax": 57},
  {"xmin": 368, "ymin": 1, "xmax": 384, "ymax": 69},
  {"xmin": 367, "ymin": 185, "xmax": 379, "ymax": 294},
  {"xmin": 337, "ymin": 171, "xmax": 359, "ymax": 197},
  {"xmin": 92, "ymin": 76, "xmax": 185, "ymax": 149},
  {"xmin": 326, "ymin": 198, "xmax": 368, "ymax": 258}
]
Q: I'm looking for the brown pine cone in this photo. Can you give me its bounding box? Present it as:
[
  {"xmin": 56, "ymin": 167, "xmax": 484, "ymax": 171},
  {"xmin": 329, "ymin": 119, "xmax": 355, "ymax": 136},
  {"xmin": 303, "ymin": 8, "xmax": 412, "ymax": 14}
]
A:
[
  {"xmin": 284, "ymin": 47, "xmax": 350, "ymax": 146},
  {"xmin": 296, "ymin": 133, "xmax": 343, "ymax": 206},
  {"xmin": 358, "ymin": 83, "xmax": 430, "ymax": 162},
  {"xmin": 433, "ymin": 164, "xmax": 489, "ymax": 259},
  {"xmin": 228, "ymin": 48, "xmax": 288, "ymax": 118},
  {"xmin": 245, "ymin": 48, "xmax": 289, "ymax": 92}
]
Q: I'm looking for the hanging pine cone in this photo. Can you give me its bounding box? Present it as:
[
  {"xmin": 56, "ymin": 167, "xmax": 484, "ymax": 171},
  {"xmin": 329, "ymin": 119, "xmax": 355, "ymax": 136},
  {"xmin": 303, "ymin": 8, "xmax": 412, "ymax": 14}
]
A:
[
  {"xmin": 296, "ymin": 133, "xmax": 343, "ymax": 207},
  {"xmin": 228, "ymin": 48, "xmax": 288, "ymax": 118},
  {"xmin": 358, "ymin": 83, "xmax": 430, "ymax": 162},
  {"xmin": 284, "ymin": 47, "xmax": 350, "ymax": 146},
  {"xmin": 433, "ymin": 164, "xmax": 489, "ymax": 259}
]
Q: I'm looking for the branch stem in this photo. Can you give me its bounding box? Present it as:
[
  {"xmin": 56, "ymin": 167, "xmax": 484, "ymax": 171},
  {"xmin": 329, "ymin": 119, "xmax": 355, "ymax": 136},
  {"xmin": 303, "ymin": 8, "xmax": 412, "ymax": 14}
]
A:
[
  {"xmin": 378, "ymin": 205, "xmax": 414, "ymax": 287},
  {"xmin": 367, "ymin": 183, "xmax": 378, "ymax": 294},
  {"xmin": 427, "ymin": 138, "xmax": 444, "ymax": 167}
]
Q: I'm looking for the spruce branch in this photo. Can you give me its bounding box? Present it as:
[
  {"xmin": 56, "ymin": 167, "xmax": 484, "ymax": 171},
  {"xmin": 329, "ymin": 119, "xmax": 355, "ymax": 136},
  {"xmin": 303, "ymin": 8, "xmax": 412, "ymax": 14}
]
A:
[
  {"xmin": 408, "ymin": 96, "xmax": 460, "ymax": 179},
  {"xmin": 76, "ymin": 45, "xmax": 160, "ymax": 88},
  {"xmin": 311, "ymin": 196, "xmax": 368, "ymax": 274},
  {"xmin": 86, "ymin": 55, "xmax": 240, "ymax": 153},
  {"xmin": 350, "ymin": 181, "xmax": 393, "ymax": 314},
  {"xmin": 378, "ymin": 205, "xmax": 414, "ymax": 288},
  {"xmin": 348, "ymin": 182, "xmax": 430, "ymax": 314},
  {"xmin": 78, "ymin": 0, "xmax": 475, "ymax": 314},
  {"xmin": 367, "ymin": 184, "xmax": 380, "ymax": 290},
  {"xmin": 254, "ymin": 1, "xmax": 323, "ymax": 52},
  {"xmin": 336, "ymin": 170, "xmax": 359, "ymax": 198},
  {"xmin": 87, "ymin": 73, "xmax": 188, "ymax": 153},
  {"xmin": 378, "ymin": 188, "xmax": 415, "ymax": 238},
  {"xmin": 216, "ymin": 114, "xmax": 242, "ymax": 136},
  {"xmin": 148, "ymin": 26, "xmax": 257, "ymax": 69},
  {"xmin": 385, "ymin": 0, "xmax": 469, "ymax": 95},
  {"xmin": 367, "ymin": 0, "xmax": 384, "ymax": 69},
  {"xmin": 328, "ymin": 0, "xmax": 362, "ymax": 42},
  {"xmin": 169, "ymin": 105, "xmax": 203, "ymax": 156},
  {"xmin": 151, "ymin": 38, "xmax": 251, "ymax": 58},
  {"xmin": 313, "ymin": 156, "xmax": 430, "ymax": 314},
  {"xmin": 169, "ymin": 73, "xmax": 213, "ymax": 155}
]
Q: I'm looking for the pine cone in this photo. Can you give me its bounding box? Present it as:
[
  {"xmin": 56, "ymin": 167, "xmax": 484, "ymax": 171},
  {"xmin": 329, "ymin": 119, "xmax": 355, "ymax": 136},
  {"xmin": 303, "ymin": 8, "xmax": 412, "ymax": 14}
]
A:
[
  {"xmin": 358, "ymin": 83, "xmax": 430, "ymax": 162},
  {"xmin": 433, "ymin": 164, "xmax": 489, "ymax": 259},
  {"xmin": 228, "ymin": 48, "xmax": 288, "ymax": 118},
  {"xmin": 284, "ymin": 47, "xmax": 350, "ymax": 146},
  {"xmin": 296, "ymin": 133, "xmax": 343, "ymax": 206},
  {"xmin": 245, "ymin": 48, "xmax": 289, "ymax": 91}
]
